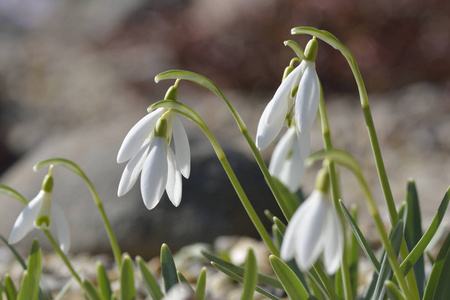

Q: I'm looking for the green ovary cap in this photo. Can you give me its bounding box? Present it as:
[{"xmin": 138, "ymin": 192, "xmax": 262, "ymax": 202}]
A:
[
  {"xmin": 36, "ymin": 216, "xmax": 50, "ymax": 228},
  {"xmin": 314, "ymin": 167, "xmax": 330, "ymax": 194},
  {"xmin": 282, "ymin": 65, "xmax": 294, "ymax": 81},
  {"xmin": 304, "ymin": 37, "xmax": 318, "ymax": 62},
  {"xmin": 41, "ymin": 175, "xmax": 54, "ymax": 193},
  {"xmin": 155, "ymin": 117, "xmax": 169, "ymax": 137},
  {"xmin": 164, "ymin": 85, "xmax": 178, "ymax": 101}
]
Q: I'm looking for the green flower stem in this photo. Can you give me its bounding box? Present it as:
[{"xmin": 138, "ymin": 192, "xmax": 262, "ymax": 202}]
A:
[
  {"xmin": 149, "ymin": 100, "xmax": 279, "ymax": 256},
  {"xmin": 42, "ymin": 228, "xmax": 82, "ymax": 284},
  {"xmin": 34, "ymin": 159, "xmax": 122, "ymax": 269},
  {"xmin": 318, "ymin": 91, "xmax": 352, "ymax": 300}
]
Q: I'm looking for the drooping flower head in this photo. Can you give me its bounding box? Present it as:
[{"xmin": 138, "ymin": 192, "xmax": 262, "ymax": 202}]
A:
[
  {"xmin": 256, "ymin": 37, "xmax": 321, "ymax": 191},
  {"xmin": 117, "ymin": 85, "xmax": 191, "ymax": 210},
  {"xmin": 9, "ymin": 166, "xmax": 71, "ymax": 253},
  {"xmin": 280, "ymin": 167, "xmax": 343, "ymax": 274}
]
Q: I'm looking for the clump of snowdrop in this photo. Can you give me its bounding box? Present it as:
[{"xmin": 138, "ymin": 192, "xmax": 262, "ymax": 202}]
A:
[
  {"xmin": 280, "ymin": 167, "xmax": 343, "ymax": 274},
  {"xmin": 9, "ymin": 166, "xmax": 71, "ymax": 253},
  {"xmin": 256, "ymin": 37, "xmax": 321, "ymax": 191},
  {"xmin": 117, "ymin": 85, "xmax": 191, "ymax": 210}
]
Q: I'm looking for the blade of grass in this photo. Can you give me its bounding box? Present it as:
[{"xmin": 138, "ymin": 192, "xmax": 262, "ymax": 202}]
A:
[
  {"xmin": 241, "ymin": 249, "xmax": 258, "ymax": 300},
  {"xmin": 120, "ymin": 254, "xmax": 136, "ymax": 300},
  {"xmin": 161, "ymin": 244, "xmax": 179, "ymax": 293},
  {"xmin": 136, "ymin": 256, "xmax": 164, "ymax": 300},
  {"xmin": 194, "ymin": 267, "xmax": 207, "ymax": 300},
  {"xmin": 269, "ymin": 255, "xmax": 309, "ymax": 300}
]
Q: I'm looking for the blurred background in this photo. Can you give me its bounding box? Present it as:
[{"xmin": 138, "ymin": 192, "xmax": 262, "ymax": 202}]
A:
[{"xmin": 0, "ymin": 0, "xmax": 449, "ymax": 257}]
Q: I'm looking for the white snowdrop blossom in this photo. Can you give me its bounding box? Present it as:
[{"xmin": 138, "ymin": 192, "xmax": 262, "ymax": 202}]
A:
[
  {"xmin": 268, "ymin": 127, "xmax": 310, "ymax": 192},
  {"xmin": 280, "ymin": 189, "xmax": 343, "ymax": 274},
  {"xmin": 256, "ymin": 37, "xmax": 320, "ymax": 150},
  {"xmin": 9, "ymin": 173, "xmax": 71, "ymax": 253},
  {"xmin": 117, "ymin": 108, "xmax": 190, "ymax": 210}
]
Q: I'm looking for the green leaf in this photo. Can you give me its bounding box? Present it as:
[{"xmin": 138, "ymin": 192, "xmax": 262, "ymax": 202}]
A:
[
  {"xmin": 136, "ymin": 256, "xmax": 164, "ymax": 300},
  {"xmin": 283, "ymin": 40, "xmax": 305, "ymax": 60},
  {"xmin": 348, "ymin": 205, "xmax": 359, "ymax": 298},
  {"xmin": 194, "ymin": 267, "xmax": 207, "ymax": 300},
  {"xmin": 401, "ymin": 186, "xmax": 450, "ymax": 275},
  {"xmin": 339, "ymin": 200, "xmax": 381, "ymax": 272},
  {"xmin": 273, "ymin": 217, "xmax": 287, "ymax": 235},
  {"xmin": 17, "ymin": 240, "xmax": 42, "ymax": 300},
  {"xmin": 272, "ymin": 224, "xmax": 283, "ymax": 250},
  {"xmin": 271, "ymin": 177, "xmax": 300, "ymax": 217},
  {"xmin": 4, "ymin": 274, "xmax": 17, "ymax": 300},
  {"xmin": 0, "ymin": 185, "xmax": 28, "ymax": 205},
  {"xmin": 82, "ymin": 280, "xmax": 102, "ymax": 300},
  {"xmin": 384, "ymin": 280, "xmax": 406, "ymax": 300},
  {"xmin": 161, "ymin": 244, "xmax": 179, "ymax": 293},
  {"xmin": 269, "ymin": 255, "xmax": 309, "ymax": 300},
  {"xmin": 241, "ymin": 249, "xmax": 258, "ymax": 300},
  {"xmin": 17, "ymin": 271, "xmax": 32, "ymax": 300},
  {"xmin": 404, "ymin": 180, "xmax": 425, "ymax": 297},
  {"xmin": 54, "ymin": 278, "xmax": 76, "ymax": 300},
  {"xmin": 211, "ymin": 263, "xmax": 280, "ymax": 300},
  {"xmin": 0, "ymin": 234, "xmax": 27, "ymax": 269},
  {"xmin": 423, "ymin": 232, "xmax": 450, "ymax": 300},
  {"xmin": 177, "ymin": 271, "xmax": 192, "ymax": 289},
  {"xmin": 120, "ymin": 254, "xmax": 136, "ymax": 300},
  {"xmin": 97, "ymin": 262, "xmax": 112, "ymax": 300},
  {"xmin": 201, "ymin": 250, "xmax": 283, "ymax": 289},
  {"xmin": 373, "ymin": 220, "xmax": 404, "ymax": 300},
  {"xmin": 155, "ymin": 70, "xmax": 225, "ymax": 99}
]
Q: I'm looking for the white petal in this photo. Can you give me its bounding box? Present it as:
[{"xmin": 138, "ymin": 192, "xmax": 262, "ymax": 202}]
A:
[
  {"xmin": 8, "ymin": 192, "xmax": 43, "ymax": 244},
  {"xmin": 165, "ymin": 146, "xmax": 182, "ymax": 207},
  {"xmin": 295, "ymin": 191, "xmax": 328, "ymax": 270},
  {"xmin": 52, "ymin": 202, "xmax": 71, "ymax": 254},
  {"xmin": 141, "ymin": 137, "xmax": 168, "ymax": 210},
  {"xmin": 117, "ymin": 108, "xmax": 164, "ymax": 163},
  {"xmin": 323, "ymin": 203, "xmax": 344, "ymax": 274},
  {"xmin": 280, "ymin": 196, "xmax": 313, "ymax": 260},
  {"xmin": 172, "ymin": 116, "xmax": 190, "ymax": 179},
  {"xmin": 117, "ymin": 138, "xmax": 151, "ymax": 197},
  {"xmin": 297, "ymin": 131, "xmax": 311, "ymax": 161},
  {"xmin": 269, "ymin": 128, "xmax": 296, "ymax": 177},
  {"xmin": 295, "ymin": 62, "xmax": 320, "ymax": 134},
  {"xmin": 278, "ymin": 134, "xmax": 305, "ymax": 193},
  {"xmin": 256, "ymin": 66, "xmax": 301, "ymax": 150}
]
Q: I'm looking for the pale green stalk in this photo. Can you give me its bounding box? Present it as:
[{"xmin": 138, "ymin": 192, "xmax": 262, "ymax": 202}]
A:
[
  {"xmin": 318, "ymin": 91, "xmax": 353, "ymax": 300},
  {"xmin": 42, "ymin": 228, "xmax": 81, "ymax": 284},
  {"xmin": 149, "ymin": 100, "xmax": 279, "ymax": 256}
]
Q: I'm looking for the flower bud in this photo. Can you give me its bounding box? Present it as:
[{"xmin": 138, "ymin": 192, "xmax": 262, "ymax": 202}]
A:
[
  {"xmin": 304, "ymin": 37, "xmax": 318, "ymax": 62},
  {"xmin": 164, "ymin": 85, "xmax": 178, "ymax": 101}
]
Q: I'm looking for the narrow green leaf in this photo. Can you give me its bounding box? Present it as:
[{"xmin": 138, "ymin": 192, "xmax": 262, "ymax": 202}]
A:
[
  {"xmin": 97, "ymin": 262, "xmax": 112, "ymax": 300},
  {"xmin": 0, "ymin": 235, "xmax": 27, "ymax": 269},
  {"xmin": 272, "ymin": 224, "xmax": 283, "ymax": 249},
  {"xmin": 17, "ymin": 271, "xmax": 33, "ymax": 300},
  {"xmin": 423, "ymin": 232, "xmax": 450, "ymax": 300},
  {"xmin": 241, "ymin": 249, "xmax": 258, "ymax": 300},
  {"xmin": 264, "ymin": 210, "xmax": 275, "ymax": 223},
  {"xmin": 34, "ymin": 158, "xmax": 89, "ymax": 182},
  {"xmin": 177, "ymin": 271, "xmax": 192, "ymax": 288},
  {"xmin": 161, "ymin": 244, "xmax": 179, "ymax": 293},
  {"xmin": 201, "ymin": 250, "xmax": 283, "ymax": 289},
  {"xmin": 0, "ymin": 185, "xmax": 28, "ymax": 205},
  {"xmin": 155, "ymin": 70, "xmax": 224, "ymax": 99},
  {"xmin": 283, "ymin": 40, "xmax": 305, "ymax": 60},
  {"xmin": 401, "ymin": 186, "xmax": 450, "ymax": 274},
  {"xmin": 211, "ymin": 263, "xmax": 280, "ymax": 300},
  {"xmin": 339, "ymin": 200, "xmax": 381, "ymax": 272},
  {"xmin": 361, "ymin": 271, "xmax": 379, "ymax": 300},
  {"xmin": 54, "ymin": 278, "xmax": 76, "ymax": 300},
  {"xmin": 404, "ymin": 180, "xmax": 425, "ymax": 297},
  {"xmin": 120, "ymin": 254, "xmax": 136, "ymax": 300},
  {"xmin": 0, "ymin": 278, "xmax": 3, "ymax": 300},
  {"xmin": 385, "ymin": 280, "xmax": 406, "ymax": 300},
  {"xmin": 82, "ymin": 280, "xmax": 102, "ymax": 300},
  {"xmin": 194, "ymin": 267, "xmax": 207, "ymax": 300},
  {"xmin": 4, "ymin": 274, "xmax": 17, "ymax": 300},
  {"xmin": 269, "ymin": 255, "xmax": 309, "ymax": 300},
  {"xmin": 373, "ymin": 220, "xmax": 404, "ymax": 300},
  {"xmin": 136, "ymin": 256, "xmax": 164, "ymax": 300},
  {"xmin": 273, "ymin": 217, "xmax": 287, "ymax": 235},
  {"xmin": 27, "ymin": 239, "xmax": 42, "ymax": 300},
  {"xmin": 348, "ymin": 205, "xmax": 359, "ymax": 298}
]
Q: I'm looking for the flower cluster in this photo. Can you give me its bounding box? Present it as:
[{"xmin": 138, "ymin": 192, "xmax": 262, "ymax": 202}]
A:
[{"xmin": 256, "ymin": 37, "xmax": 320, "ymax": 192}]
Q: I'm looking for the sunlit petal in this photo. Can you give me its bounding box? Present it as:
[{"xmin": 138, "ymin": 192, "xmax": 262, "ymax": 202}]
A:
[
  {"xmin": 295, "ymin": 191, "xmax": 327, "ymax": 270},
  {"xmin": 8, "ymin": 192, "xmax": 43, "ymax": 244},
  {"xmin": 295, "ymin": 62, "xmax": 320, "ymax": 134},
  {"xmin": 297, "ymin": 131, "xmax": 311, "ymax": 161},
  {"xmin": 52, "ymin": 202, "xmax": 71, "ymax": 254},
  {"xmin": 269, "ymin": 128, "xmax": 296, "ymax": 177},
  {"xmin": 323, "ymin": 204, "xmax": 344, "ymax": 274},
  {"xmin": 278, "ymin": 133, "xmax": 304, "ymax": 192},
  {"xmin": 117, "ymin": 138, "xmax": 151, "ymax": 197},
  {"xmin": 141, "ymin": 137, "xmax": 168, "ymax": 210},
  {"xmin": 117, "ymin": 108, "xmax": 164, "ymax": 163},
  {"xmin": 172, "ymin": 116, "xmax": 190, "ymax": 179},
  {"xmin": 165, "ymin": 147, "xmax": 182, "ymax": 207}
]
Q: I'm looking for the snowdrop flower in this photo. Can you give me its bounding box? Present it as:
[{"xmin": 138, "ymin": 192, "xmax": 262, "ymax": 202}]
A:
[
  {"xmin": 117, "ymin": 100, "xmax": 190, "ymax": 209},
  {"xmin": 280, "ymin": 168, "xmax": 343, "ymax": 274},
  {"xmin": 162, "ymin": 284, "xmax": 194, "ymax": 300},
  {"xmin": 9, "ymin": 170, "xmax": 71, "ymax": 253},
  {"xmin": 268, "ymin": 126, "xmax": 310, "ymax": 192},
  {"xmin": 256, "ymin": 37, "xmax": 320, "ymax": 150}
]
